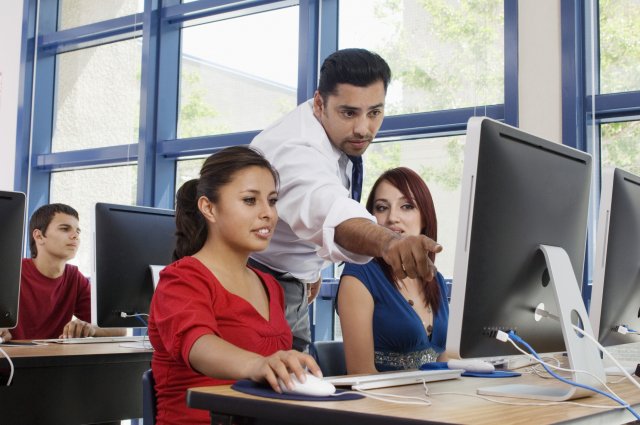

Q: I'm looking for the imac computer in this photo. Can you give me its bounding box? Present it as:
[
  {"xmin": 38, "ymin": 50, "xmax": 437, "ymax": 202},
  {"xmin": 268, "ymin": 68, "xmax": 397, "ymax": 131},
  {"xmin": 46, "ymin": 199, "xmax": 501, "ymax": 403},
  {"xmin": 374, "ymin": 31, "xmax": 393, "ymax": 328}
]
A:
[
  {"xmin": 590, "ymin": 167, "xmax": 640, "ymax": 347},
  {"xmin": 92, "ymin": 203, "xmax": 176, "ymax": 328},
  {"xmin": 446, "ymin": 117, "xmax": 604, "ymax": 400},
  {"xmin": 0, "ymin": 191, "xmax": 26, "ymax": 329}
]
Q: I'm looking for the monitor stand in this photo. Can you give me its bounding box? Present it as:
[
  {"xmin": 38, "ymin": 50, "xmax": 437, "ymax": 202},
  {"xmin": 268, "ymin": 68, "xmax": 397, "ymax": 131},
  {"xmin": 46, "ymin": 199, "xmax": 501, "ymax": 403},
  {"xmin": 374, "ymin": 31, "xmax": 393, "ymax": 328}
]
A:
[{"xmin": 478, "ymin": 245, "xmax": 606, "ymax": 401}]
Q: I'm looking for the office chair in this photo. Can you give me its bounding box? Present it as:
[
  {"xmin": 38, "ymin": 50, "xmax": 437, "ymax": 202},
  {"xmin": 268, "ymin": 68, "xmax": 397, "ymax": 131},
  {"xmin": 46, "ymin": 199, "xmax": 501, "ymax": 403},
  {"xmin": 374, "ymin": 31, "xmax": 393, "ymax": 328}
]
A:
[
  {"xmin": 312, "ymin": 340, "xmax": 347, "ymax": 377},
  {"xmin": 142, "ymin": 369, "xmax": 157, "ymax": 425}
]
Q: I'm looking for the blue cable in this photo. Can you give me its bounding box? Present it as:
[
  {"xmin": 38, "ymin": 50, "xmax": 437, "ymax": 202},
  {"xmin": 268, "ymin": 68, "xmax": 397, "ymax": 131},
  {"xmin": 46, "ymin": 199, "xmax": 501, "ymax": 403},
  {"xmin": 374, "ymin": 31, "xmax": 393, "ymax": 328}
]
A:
[
  {"xmin": 132, "ymin": 314, "xmax": 148, "ymax": 327},
  {"xmin": 507, "ymin": 331, "xmax": 640, "ymax": 420}
]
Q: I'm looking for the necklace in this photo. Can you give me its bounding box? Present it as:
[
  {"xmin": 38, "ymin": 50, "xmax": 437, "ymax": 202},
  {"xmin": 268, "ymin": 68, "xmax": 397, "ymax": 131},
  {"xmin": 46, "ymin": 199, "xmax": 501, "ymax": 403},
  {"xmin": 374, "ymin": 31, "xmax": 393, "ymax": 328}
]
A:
[{"xmin": 406, "ymin": 298, "xmax": 433, "ymax": 334}]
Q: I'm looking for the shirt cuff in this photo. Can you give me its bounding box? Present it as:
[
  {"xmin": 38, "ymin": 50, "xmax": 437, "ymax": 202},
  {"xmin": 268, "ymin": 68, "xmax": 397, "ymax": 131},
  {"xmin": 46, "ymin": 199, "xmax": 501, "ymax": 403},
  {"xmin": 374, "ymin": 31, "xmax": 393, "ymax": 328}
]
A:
[{"xmin": 318, "ymin": 197, "xmax": 376, "ymax": 263}]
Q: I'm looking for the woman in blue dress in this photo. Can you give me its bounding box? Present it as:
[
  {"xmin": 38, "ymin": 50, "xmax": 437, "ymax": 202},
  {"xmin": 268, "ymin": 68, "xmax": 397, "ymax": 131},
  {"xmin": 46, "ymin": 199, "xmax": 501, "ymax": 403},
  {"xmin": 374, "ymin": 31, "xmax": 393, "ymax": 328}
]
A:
[{"xmin": 337, "ymin": 167, "xmax": 448, "ymax": 373}]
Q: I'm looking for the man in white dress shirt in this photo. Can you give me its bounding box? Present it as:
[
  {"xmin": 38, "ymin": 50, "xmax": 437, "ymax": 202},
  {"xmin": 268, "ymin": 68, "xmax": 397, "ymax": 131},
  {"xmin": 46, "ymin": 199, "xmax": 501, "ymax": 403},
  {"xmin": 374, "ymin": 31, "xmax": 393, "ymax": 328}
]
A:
[{"xmin": 250, "ymin": 48, "xmax": 442, "ymax": 352}]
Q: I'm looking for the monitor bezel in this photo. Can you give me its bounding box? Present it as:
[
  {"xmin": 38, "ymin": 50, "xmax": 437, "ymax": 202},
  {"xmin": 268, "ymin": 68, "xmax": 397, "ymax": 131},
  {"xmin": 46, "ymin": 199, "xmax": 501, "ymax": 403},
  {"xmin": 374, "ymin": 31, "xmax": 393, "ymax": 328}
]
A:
[
  {"xmin": 590, "ymin": 166, "xmax": 640, "ymax": 346},
  {"xmin": 92, "ymin": 202, "xmax": 176, "ymax": 328},
  {"xmin": 0, "ymin": 190, "xmax": 26, "ymax": 329},
  {"xmin": 446, "ymin": 117, "xmax": 593, "ymax": 360}
]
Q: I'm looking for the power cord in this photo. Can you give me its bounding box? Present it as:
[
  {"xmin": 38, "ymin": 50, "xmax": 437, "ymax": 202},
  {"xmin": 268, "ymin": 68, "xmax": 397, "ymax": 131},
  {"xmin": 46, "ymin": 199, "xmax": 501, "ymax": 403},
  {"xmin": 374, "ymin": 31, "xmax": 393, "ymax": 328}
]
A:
[
  {"xmin": 336, "ymin": 380, "xmax": 432, "ymax": 406},
  {"xmin": 0, "ymin": 347, "xmax": 14, "ymax": 386},
  {"xmin": 615, "ymin": 326, "xmax": 639, "ymax": 336},
  {"xmin": 119, "ymin": 312, "xmax": 152, "ymax": 349},
  {"xmin": 570, "ymin": 325, "xmax": 640, "ymax": 391},
  {"xmin": 496, "ymin": 330, "xmax": 640, "ymax": 420}
]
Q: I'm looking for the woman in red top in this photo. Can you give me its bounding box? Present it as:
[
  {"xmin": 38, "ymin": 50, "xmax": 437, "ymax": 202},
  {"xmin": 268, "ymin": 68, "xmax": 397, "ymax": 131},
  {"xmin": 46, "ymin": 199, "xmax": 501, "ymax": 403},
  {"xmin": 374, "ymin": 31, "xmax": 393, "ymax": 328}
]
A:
[{"xmin": 148, "ymin": 146, "xmax": 321, "ymax": 425}]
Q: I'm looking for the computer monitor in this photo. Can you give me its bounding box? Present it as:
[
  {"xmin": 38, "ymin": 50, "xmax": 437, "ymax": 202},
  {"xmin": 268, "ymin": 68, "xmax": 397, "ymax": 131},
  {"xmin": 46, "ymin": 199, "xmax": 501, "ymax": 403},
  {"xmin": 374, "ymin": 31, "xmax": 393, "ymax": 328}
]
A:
[
  {"xmin": 92, "ymin": 203, "xmax": 176, "ymax": 328},
  {"xmin": 446, "ymin": 117, "xmax": 603, "ymax": 400},
  {"xmin": 590, "ymin": 167, "xmax": 640, "ymax": 346},
  {"xmin": 0, "ymin": 191, "xmax": 26, "ymax": 329}
]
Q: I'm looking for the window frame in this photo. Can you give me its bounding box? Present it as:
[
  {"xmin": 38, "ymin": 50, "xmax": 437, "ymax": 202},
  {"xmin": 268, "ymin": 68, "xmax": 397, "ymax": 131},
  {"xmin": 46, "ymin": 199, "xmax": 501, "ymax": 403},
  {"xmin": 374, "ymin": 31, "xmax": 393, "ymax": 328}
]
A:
[
  {"xmin": 16, "ymin": 0, "xmax": 519, "ymax": 217},
  {"xmin": 561, "ymin": 0, "xmax": 640, "ymax": 303}
]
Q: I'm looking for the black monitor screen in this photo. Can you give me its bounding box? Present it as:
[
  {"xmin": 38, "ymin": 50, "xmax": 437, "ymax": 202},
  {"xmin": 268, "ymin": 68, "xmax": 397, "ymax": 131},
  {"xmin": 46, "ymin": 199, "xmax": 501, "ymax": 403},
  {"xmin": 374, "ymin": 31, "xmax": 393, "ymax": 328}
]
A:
[
  {"xmin": 447, "ymin": 118, "xmax": 592, "ymax": 359},
  {"xmin": 0, "ymin": 191, "xmax": 25, "ymax": 329},
  {"xmin": 93, "ymin": 203, "xmax": 175, "ymax": 328},
  {"xmin": 590, "ymin": 167, "xmax": 640, "ymax": 346}
]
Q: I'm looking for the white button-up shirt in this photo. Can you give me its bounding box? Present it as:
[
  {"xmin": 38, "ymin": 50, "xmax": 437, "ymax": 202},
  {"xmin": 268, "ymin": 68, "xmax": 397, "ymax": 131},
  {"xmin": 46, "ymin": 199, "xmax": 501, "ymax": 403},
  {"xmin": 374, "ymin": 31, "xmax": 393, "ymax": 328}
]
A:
[{"xmin": 250, "ymin": 100, "xmax": 376, "ymax": 283}]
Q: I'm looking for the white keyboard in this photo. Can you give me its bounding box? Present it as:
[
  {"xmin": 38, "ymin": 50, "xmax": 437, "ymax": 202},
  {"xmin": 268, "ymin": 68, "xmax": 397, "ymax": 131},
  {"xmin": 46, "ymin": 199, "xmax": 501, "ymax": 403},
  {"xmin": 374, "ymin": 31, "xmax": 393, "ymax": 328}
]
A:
[
  {"xmin": 603, "ymin": 342, "xmax": 640, "ymax": 372},
  {"xmin": 35, "ymin": 336, "xmax": 147, "ymax": 344},
  {"xmin": 325, "ymin": 369, "xmax": 462, "ymax": 390},
  {"xmin": 605, "ymin": 342, "xmax": 640, "ymax": 362}
]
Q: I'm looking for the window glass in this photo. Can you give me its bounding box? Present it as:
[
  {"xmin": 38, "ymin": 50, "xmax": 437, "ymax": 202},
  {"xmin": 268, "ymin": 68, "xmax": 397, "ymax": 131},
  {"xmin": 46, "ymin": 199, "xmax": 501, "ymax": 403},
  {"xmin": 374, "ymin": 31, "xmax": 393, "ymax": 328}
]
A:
[
  {"xmin": 178, "ymin": 6, "xmax": 298, "ymax": 138},
  {"xmin": 52, "ymin": 39, "xmax": 142, "ymax": 152},
  {"xmin": 49, "ymin": 165, "xmax": 137, "ymax": 277},
  {"xmin": 339, "ymin": 0, "xmax": 504, "ymax": 115},
  {"xmin": 599, "ymin": 0, "xmax": 640, "ymax": 93},
  {"xmin": 58, "ymin": 0, "xmax": 143, "ymax": 30},
  {"xmin": 176, "ymin": 157, "xmax": 206, "ymax": 194},
  {"xmin": 600, "ymin": 121, "xmax": 640, "ymax": 176}
]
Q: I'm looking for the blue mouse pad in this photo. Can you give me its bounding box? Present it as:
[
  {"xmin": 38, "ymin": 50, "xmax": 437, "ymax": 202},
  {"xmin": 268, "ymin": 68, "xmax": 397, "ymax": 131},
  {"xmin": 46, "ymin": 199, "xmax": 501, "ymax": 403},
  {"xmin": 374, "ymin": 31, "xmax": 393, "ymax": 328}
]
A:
[
  {"xmin": 420, "ymin": 362, "xmax": 521, "ymax": 378},
  {"xmin": 231, "ymin": 380, "xmax": 364, "ymax": 401},
  {"xmin": 461, "ymin": 371, "xmax": 521, "ymax": 378}
]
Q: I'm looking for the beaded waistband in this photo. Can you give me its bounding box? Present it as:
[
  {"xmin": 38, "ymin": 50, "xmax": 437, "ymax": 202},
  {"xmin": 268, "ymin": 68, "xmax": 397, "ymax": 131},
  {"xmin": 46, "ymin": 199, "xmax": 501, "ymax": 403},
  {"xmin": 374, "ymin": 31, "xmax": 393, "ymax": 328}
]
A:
[{"xmin": 374, "ymin": 348, "xmax": 439, "ymax": 370}]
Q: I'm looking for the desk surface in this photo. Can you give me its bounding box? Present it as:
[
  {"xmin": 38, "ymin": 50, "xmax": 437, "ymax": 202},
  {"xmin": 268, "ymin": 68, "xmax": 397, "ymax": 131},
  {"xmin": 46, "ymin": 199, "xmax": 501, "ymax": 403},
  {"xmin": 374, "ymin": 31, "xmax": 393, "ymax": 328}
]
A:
[
  {"xmin": 188, "ymin": 373, "xmax": 640, "ymax": 425},
  {"xmin": 0, "ymin": 342, "xmax": 153, "ymax": 425},
  {"xmin": 1, "ymin": 339, "xmax": 151, "ymax": 356}
]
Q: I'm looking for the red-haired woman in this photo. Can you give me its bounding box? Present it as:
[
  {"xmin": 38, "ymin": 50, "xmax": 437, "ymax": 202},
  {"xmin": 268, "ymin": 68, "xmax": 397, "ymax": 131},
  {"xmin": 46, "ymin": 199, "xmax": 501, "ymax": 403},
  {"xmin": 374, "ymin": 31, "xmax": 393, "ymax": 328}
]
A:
[{"xmin": 338, "ymin": 167, "xmax": 448, "ymax": 374}]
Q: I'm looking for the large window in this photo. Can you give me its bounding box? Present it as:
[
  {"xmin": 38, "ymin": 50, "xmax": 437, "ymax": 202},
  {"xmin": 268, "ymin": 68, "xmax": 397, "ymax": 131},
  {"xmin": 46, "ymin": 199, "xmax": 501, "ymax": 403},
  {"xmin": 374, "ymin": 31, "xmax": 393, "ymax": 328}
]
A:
[
  {"xmin": 53, "ymin": 40, "xmax": 142, "ymax": 152},
  {"xmin": 339, "ymin": 0, "xmax": 504, "ymax": 114},
  {"xmin": 598, "ymin": 0, "xmax": 640, "ymax": 94},
  {"xmin": 561, "ymin": 0, "xmax": 640, "ymax": 293},
  {"xmin": 596, "ymin": 0, "xmax": 640, "ymax": 176},
  {"xmin": 17, "ymin": 0, "xmax": 516, "ymax": 343},
  {"xmin": 178, "ymin": 6, "xmax": 298, "ymax": 138}
]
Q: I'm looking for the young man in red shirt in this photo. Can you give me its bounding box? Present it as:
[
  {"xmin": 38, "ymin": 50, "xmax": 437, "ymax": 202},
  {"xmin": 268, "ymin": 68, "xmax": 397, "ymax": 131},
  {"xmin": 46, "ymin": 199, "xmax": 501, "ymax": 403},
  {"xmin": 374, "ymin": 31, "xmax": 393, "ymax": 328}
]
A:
[{"xmin": 7, "ymin": 203, "xmax": 124, "ymax": 340}]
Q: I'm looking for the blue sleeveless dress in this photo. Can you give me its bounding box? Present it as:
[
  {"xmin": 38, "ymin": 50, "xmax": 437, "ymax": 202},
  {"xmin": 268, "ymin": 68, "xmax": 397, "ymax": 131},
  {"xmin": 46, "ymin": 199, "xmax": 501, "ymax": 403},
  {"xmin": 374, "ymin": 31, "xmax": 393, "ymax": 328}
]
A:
[{"xmin": 340, "ymin": 260, "xmax": 448, "ymax": 372}]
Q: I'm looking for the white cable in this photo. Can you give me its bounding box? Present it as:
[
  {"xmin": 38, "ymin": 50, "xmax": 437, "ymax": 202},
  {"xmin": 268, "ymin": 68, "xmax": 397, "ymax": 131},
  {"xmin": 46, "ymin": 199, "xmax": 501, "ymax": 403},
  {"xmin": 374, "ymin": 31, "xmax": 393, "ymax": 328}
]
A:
[
  {"xmin": 504, "ymin": 335, "xmax": 624, "ymax": 401},
  {"xmin": 339, "ymin": 380, "xmax": 431, "ymax": 406},
  {"xmin": 571, "ymin": 325, "xmax": 640, "ymax": 392},
  {"xmin": 0, "ymin": 346, "xmax": 15, "ymax": 386},
  {"xmin": 348, "ymin": 389, "xmax": 432, "ymax": 406},
  {"xmin": 428, "ymin": 390, "xmax": 627, "ymax": 410}
]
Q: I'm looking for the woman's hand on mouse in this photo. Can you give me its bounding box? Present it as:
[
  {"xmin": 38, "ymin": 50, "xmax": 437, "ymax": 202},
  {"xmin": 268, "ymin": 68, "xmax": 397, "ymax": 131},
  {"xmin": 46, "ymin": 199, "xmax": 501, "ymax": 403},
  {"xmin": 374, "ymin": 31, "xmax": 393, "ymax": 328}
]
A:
[{"xmin": 246, "ymin": 350, "xmax": 322, "ymax": 393}]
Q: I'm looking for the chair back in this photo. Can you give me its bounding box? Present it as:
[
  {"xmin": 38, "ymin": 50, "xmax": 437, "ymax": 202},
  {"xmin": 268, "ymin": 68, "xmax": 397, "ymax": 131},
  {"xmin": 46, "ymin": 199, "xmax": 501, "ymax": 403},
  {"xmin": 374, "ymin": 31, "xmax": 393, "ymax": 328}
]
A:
[
  {"xmin": 312, "ymin": 340, "xmax": 347, "ymax": 377},
  {"xmin": 142, "ymin": 368, "xmax": 157, "ymax": 425}
]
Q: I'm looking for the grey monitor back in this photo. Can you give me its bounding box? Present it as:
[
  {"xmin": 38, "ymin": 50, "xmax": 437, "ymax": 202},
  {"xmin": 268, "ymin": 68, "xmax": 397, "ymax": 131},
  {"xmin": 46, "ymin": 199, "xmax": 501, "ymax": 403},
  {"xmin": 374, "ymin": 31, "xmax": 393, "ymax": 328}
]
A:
[
  {"xmin": 590, "ymin": 167, "xmax": 640, "ymax": 346},
  {"xmin": 447, "ymin": 117, "xmax": 592, "ymax": 359}
]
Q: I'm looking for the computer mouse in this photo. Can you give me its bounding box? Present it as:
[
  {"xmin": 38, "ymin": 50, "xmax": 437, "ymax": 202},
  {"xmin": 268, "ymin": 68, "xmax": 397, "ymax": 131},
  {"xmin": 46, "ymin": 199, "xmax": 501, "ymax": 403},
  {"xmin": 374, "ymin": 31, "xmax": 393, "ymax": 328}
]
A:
[
  {"xmin": 278, "ymin": 373, "xmax": 336, "ymax": 397},
  {"xmin": 448, "ymin": 359, "xmax": 495, "ymax": 373}
]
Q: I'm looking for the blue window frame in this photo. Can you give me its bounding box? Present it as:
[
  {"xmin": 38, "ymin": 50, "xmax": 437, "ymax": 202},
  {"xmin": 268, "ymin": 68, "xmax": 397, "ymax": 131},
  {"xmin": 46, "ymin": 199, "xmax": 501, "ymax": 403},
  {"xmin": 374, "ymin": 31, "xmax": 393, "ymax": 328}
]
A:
[
  {"xmin": 16, "ymin": 0, "xmax": 518, "ymax": 343},
  {"xmin": 561, "ymin": 0, "xmax": 640, "ymax": 304},
  {"xmin": 16, "ymin": 0, "xmax": 519, "ymax": 214}
]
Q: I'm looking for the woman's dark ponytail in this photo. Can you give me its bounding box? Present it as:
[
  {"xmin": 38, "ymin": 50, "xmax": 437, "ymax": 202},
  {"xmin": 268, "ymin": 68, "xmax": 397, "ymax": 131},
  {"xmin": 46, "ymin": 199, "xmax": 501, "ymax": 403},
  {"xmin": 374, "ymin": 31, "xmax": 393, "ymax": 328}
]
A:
[{"xmin": 173, "ymin": 179, "xmax": 207, "ymax": 260}]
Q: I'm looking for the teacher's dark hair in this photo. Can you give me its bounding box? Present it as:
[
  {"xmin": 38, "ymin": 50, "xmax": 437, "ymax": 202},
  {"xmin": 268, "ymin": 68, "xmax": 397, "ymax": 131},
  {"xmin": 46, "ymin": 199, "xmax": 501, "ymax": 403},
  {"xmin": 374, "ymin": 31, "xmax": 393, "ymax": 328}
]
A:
[
  {"xmin": 173, "ymin": 146, "xmax": 278, "ymax": 261},
  {"xmin": 317, "ymin": 48, "xmax": 391, "ymax": 102}
]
